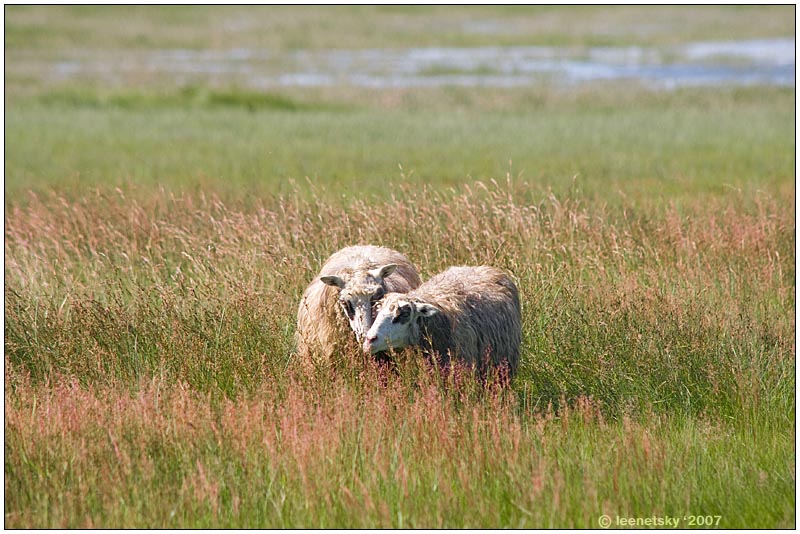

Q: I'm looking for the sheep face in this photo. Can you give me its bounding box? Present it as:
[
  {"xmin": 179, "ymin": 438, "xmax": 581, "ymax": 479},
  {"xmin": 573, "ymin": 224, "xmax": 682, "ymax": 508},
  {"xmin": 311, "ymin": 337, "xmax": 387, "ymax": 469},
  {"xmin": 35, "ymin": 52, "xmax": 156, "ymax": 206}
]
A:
[
  {"xmin": 320, "ymin": 264, "xmax": 397, "ymax": 342},
  {"xmin": 363, "ymin": 294, "xmax": 439, "ymax": 354}
]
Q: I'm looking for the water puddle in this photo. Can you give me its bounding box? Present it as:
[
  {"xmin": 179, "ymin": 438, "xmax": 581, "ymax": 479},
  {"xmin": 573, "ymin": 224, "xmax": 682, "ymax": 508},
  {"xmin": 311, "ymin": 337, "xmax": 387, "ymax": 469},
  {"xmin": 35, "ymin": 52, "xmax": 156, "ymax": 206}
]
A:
[{"xmin": 50, "ymin": 38, "xmax": 795, "ymax": 90}]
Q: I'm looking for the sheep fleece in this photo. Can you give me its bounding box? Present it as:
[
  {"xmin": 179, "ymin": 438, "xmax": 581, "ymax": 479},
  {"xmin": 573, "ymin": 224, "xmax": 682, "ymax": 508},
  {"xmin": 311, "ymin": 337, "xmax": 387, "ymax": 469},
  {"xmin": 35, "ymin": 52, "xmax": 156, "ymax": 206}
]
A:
[{"xmin": 407, "ymin": 266, "xmax": 521, "ymax": 376}]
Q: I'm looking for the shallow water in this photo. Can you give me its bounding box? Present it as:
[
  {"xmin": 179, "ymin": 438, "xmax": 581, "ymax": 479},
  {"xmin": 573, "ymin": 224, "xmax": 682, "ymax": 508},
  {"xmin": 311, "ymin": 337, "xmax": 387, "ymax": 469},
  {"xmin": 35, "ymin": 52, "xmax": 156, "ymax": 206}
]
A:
[{"xmin": 51, "ymin": 38, "xmax": 795, "ymax": 90}]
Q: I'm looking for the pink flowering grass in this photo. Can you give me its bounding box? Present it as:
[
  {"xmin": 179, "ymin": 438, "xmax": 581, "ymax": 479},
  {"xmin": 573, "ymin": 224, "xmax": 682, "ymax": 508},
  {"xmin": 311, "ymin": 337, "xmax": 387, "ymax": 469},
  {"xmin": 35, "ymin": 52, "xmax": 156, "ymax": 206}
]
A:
[{"xmin": 6, "ymin": 359, "xmax": 793, "ymax": 528}]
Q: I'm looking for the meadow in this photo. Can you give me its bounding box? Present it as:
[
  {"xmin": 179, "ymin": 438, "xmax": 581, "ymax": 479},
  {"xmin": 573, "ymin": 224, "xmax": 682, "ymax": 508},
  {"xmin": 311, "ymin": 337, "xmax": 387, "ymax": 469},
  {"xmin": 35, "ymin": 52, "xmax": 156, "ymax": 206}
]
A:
[{"xmin": 4, "ymin": 6, "xmax": 796, "ymax": 528}]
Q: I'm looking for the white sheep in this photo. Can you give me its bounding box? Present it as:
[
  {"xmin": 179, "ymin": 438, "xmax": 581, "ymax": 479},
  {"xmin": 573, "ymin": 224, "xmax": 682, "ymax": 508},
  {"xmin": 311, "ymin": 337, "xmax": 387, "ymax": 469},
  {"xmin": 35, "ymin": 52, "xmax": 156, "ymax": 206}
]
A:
[{"xmin": 363, "ymin": 265, "xmax": 521, "ymax": 378}]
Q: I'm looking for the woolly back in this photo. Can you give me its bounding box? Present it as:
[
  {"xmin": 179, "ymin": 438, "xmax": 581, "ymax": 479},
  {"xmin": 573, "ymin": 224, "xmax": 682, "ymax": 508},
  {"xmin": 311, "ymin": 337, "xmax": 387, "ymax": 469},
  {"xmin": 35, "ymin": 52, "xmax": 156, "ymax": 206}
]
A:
[{"xmin": 410, "ymin": 266, "xmax": 521, "ymax": 375}]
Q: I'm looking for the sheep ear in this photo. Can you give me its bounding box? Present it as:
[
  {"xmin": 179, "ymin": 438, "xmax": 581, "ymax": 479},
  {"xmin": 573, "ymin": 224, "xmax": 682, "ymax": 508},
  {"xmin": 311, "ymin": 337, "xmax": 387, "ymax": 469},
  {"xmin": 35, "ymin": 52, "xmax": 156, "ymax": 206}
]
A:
[
  {"xmin": 320, "ymin": 275, "xmax": 345, "ymax": 289},
  {"xmin": 415, "ymin": 303, "xmax": 439, "ymax": 318},
  {"xmin": 371, "ymin": 263, "xmax": 398, "ymax": 280}
]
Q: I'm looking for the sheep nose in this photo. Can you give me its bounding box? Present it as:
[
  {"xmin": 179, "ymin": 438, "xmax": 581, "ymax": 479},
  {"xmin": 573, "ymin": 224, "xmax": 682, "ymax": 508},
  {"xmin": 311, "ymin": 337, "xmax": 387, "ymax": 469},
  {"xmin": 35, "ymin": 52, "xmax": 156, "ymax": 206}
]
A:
[{"xmin": 362, "ymin": 335, "xmax": 377, "ymax": 354}]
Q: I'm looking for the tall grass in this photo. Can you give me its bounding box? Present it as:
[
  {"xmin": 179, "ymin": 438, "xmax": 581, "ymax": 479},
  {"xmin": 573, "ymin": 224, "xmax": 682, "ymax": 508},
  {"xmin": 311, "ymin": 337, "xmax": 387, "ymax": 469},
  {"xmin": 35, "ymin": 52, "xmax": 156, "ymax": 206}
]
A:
[
  {"xmin": 5, "ymin": 181, "xmax": 794, "ymax": 527},
  {"xmin": 5, "ymin": 369, "xmax": 794, "ymax": 528}
]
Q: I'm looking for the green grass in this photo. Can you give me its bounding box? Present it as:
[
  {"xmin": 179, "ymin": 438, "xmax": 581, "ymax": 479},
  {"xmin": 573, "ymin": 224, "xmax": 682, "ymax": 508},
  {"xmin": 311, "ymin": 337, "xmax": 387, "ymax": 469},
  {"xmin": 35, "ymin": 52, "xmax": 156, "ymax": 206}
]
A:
[
  {"xmin": 4, "ymin": 5, "xmax": 796, "ymax": 529},
  {"xmin": 5, "ymin": 5, "xmax": 794, "ymax": 52},
  {"xmin": 6, "ymin": 86, "xmax": 795, "ymax": 204}
]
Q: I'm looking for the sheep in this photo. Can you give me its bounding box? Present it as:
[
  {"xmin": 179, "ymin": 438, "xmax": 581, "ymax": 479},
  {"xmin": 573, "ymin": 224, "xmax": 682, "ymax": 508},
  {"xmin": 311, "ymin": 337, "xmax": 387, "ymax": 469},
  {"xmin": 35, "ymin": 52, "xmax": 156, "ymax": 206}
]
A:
[
  {"xmin": 296, "ymin": 245, "xmax": 422, "ymax": 367},
  {"xmin": 362, "ymin": 266, "xmax": 521, "ymax": 379}
]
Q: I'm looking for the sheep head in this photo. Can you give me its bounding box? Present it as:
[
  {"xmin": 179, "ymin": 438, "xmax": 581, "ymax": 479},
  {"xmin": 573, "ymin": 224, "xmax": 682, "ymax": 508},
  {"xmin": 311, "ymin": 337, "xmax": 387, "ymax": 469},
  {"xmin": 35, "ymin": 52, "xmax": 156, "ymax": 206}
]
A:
[
  {"xmin": 320, "ymin": 263, "xmax": 398, "ymax": 342},
  {"xmin": 362, "ymin": 294, "xmax": 439, "ymax": 354}
]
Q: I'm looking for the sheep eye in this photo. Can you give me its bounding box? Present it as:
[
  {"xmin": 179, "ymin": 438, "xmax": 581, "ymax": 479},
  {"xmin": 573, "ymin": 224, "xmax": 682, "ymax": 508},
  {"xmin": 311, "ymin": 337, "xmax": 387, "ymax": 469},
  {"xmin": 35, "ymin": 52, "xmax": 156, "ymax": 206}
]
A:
[
  {"xmin": 392, "ymin": 305, "xmax": 411, "ymax": 324},
  {"xmin": 371, "ymin": 288, "xmax": 385, "ymax": 302},
  {"xmin": 341, "ymin": 300, "xmax": 354, "ymax": 319}
]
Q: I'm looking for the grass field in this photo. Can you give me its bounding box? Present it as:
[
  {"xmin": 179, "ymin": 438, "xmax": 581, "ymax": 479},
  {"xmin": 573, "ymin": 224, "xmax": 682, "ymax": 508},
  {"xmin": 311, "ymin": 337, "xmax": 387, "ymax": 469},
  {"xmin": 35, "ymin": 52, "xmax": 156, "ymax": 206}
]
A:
[{"xmin": 4, "ymin": 6, "xmax": 796, "ymax": 529}]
